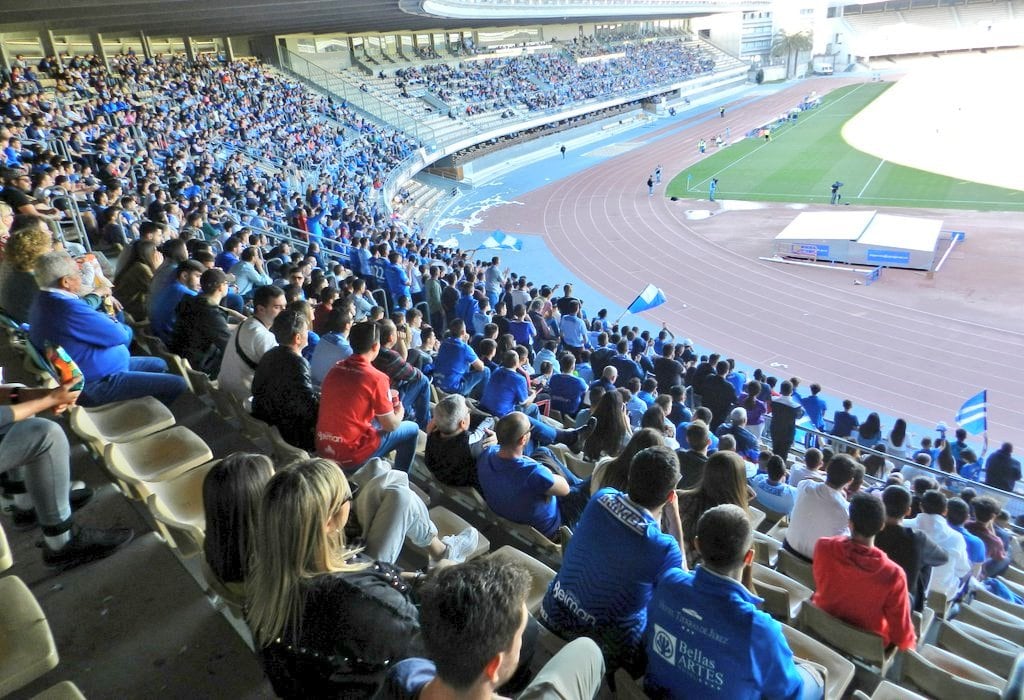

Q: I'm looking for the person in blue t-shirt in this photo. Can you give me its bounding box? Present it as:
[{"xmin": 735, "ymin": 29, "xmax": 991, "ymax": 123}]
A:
[
  {"xmin": 576, "ymin": 350, "xmax": 594, "ymax": 385},
  {"xmin": 750, "ymin": 455, "xmax": 799, "ymax": 516},
  {"xmin": 800, "ymin": 383, "xmax": 827, "ymax": 431},
  {"xmin": 541, "ymin": 446, "xmax": 684, "ymax": 672},
  {"xmin": 946, "ymin": 497, "xmax": 986, "ymax": 577},
  {"xmin": 644, "ymin": 504, "xmax": 823, "ymax": 700},
  {"xmin": 830, "ymin": 399, "xmax": 860, "ymax": 439},
  {"xmin": 150, "ymin": 259, "xmax": 204, "ymax": 342},
  {"xmin": 309, "ymin": 308, "xmax": 353, "ymax": 388},
  {"xmin": 432, "ymin": 319, "xmax": 490, "ymax": 398},
  {"xmin": 636, "ymin": 377, "xmax": 658, "ymax": 408},
  {"xmin": 383, "ymin": 251, "xmax": 411, "ymax": 309},
  {"xmin": 548, "ymin": 353, "xmax": 588, "ymax": 417},
  {"xmin": 666, "ymin": 386, "xmax": 693, "ymax": 427},
  {"xmin": 454, "ymin": 281, "xmax": 480, "ymax": 336},
  {"xmin": 480, "ymin": 350, "xmax": 534, "ymax": 417},
  {"xmin": 609, "ymin": 340, "xmax": 644, "ymax": 388},
  {"xmin": 477, "ymin": 412, "xmax": 590, "ymax": 539}
]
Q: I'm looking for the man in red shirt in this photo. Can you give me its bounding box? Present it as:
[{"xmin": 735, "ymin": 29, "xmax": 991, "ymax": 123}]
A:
[
  {"xmin": 812, "ymin": 493, "xmax": 916, "ymax": 651},
  {"xmin": 317, "ymin": 321, "xmax": 419, "ymax": 472}
]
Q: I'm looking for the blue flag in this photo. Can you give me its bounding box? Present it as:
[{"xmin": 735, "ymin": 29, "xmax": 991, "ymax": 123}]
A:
[
  {"xmin": 955, "ymin": 390, "xmax": 987, "ymax": 435},
  {"xmin": 481, "ymin": 231, "xmax": 522, "ymax": 252},
  {"xmin": 627, "ymin": 284, "xmax": 667, "ymax": 314}
]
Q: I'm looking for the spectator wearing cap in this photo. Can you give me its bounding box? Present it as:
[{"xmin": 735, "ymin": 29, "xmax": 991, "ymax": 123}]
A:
[
  {"xmin": 28, "ymin": 251, "xmax": 186, "ymax": 406},
  {"xmin": 678, "ymin": 338, "xmax": 697, "ymax": 363},
  {"xmin": 149, "ymin": 259, "xmax": 204, "ymax": 343},
  {"xmin": 169, "ymin": 268, "xmax": 235, "ymax": 377}
]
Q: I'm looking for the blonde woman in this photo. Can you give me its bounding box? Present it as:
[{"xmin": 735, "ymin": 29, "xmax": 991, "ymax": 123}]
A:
[
  {"xmin": 247, "ymin": 458, "xmax": 422, "ymax": 698},
  {"xmin": 0, "ymin": 201, "xmax": 13, "ymax": 248}
]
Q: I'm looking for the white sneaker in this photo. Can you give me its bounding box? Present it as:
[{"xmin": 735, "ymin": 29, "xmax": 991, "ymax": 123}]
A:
[{"xmin": 440, "ymin": 527, "xmax": 480, "ymax": 563}]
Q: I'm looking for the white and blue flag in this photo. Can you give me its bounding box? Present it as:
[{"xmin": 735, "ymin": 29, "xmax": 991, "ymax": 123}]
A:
[
  {"xmin": 955, "ymin": 390, "xmax": 987, "ymax": 435},
  {"xmin": 626, "ymin": 284, "xmax": 667, "ymax": 314},
  {"xmin": 481, "ymin": 231, "xmax": 522, "ymax": 252}
]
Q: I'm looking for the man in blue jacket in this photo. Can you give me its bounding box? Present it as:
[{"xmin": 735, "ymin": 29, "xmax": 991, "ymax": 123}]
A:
[
  {"xmin": 28, "ymin": 252, "xmax": 187, "ymax": 407},
  {"xmin": 644, "ymin": 503, "xmax": 823, "ymax": 699},
  {"xmin": 541, "ymin": 446, "xmax": 683, "ymax": 673}
]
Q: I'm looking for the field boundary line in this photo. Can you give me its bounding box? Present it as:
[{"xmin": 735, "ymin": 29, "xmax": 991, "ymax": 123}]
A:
[
  {"xmin": 687, "ymin": 82, "xmax": 872, "ymax": 191},
  {"xmin": 857, "ymin": 159, "xmax": 887, "ymax": 198}
]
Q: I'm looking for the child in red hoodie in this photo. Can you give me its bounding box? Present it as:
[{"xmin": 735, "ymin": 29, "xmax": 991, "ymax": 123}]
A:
[{"xmin": 811, "ymin": 493, "xmax": 917, "ymax": 650}]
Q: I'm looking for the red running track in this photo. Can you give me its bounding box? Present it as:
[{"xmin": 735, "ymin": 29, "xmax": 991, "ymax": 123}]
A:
[{"xmin": 479, "ymin": 78, "xmax": 1024, "ymax": 447}]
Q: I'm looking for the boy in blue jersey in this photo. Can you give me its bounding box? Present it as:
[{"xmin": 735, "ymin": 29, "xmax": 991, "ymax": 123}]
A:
[
  {"xmin": 480, "ymin": 350, "xmax": 536, "ymax": 418},
  {"xmin": 644, "ymin": 504, "xmax": 824, "ymax": 700},
  {"xmin": 432, "ymin": 319, "xmax": 490, "ymax": 398},
  {"xmin": 750, "ymin": 454, "xmax": 799, "ymax": 516},
  {"xmin": 946, "ymin": 497, "xmax": 986, "ymax": 578},
  {"xmin": 541, "ymin": 446, "xmax": 684, "ymax": 673},
  {"xmin": 548, "ymin": 353, "xmax": 588, "ymax": 417}
]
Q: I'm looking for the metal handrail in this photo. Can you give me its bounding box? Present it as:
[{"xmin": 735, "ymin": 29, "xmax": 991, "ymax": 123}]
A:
[
  {"xmin": 280, "ymin": 49, "xmax": 440, "ymax": 149},
  {"xmin": 795, "ymin": 425, "xmax": 1024, "ymax": 523},
  {"xmin": 216, "ymin": 205, "xmax": 355, "ymax": 269}
]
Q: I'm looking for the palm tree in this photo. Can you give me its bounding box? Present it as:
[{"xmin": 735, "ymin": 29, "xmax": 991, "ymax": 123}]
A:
[{"xmin": 771, "ymin": 30, "xmax": 814, "ymax": 78}]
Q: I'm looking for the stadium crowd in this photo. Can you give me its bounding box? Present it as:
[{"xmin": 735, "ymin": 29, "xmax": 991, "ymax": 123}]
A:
[
  {"xmin": 394, "ymin": 38, "xmax": 715, "ymax": 115},
  {"xmin": 1, "ymin": 49, "xmax": 1023, "ymax": 699}
]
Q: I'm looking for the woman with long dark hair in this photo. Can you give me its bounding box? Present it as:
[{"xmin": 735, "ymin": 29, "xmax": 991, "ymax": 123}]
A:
[
  {"xmin": 856, "ymin": 412, "xmax": 883, "ymax": 448},
  {"xmin": 582, "ymin": 390, "xmax": 631, "ymax": 461}
]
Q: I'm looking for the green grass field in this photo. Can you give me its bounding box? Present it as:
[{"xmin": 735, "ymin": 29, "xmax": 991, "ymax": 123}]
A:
[{"xmin": 665, "ymin": 82, "xmax": 1024, "ymax": 211}]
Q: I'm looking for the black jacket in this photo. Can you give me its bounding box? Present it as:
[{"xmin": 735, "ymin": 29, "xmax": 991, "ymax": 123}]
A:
[
  {"xmin": 259, "ymin": 561, "xmax": 422, "ymax": 699},
  {"xmin": 676, "ymin": 450, "xmax": 708, "ymax": 489},
  {"xmin": 700, "ymin": 374, "xmax": 737, "ymax": 430},
  {"xmin": 770, "ymin": 396, "xmax": 804, "ymax": 445},
  {"xmin": 251, "ymin": 346, "xmax": 319, "ymax": 450},
  {"xmin": 169, "ymin": 294, "xmax": 231, "ymax": 376}
]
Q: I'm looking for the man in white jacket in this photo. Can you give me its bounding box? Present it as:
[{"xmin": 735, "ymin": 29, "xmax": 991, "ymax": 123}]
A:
[{"xmin": 905, "ymin": 489, "xmax": 972, "ymax": 601}]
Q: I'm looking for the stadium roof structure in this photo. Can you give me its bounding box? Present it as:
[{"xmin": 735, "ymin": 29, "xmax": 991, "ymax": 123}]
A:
[{"xmin": 0, "ymin": 0, "xmax": 767, "ymax": 39}]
